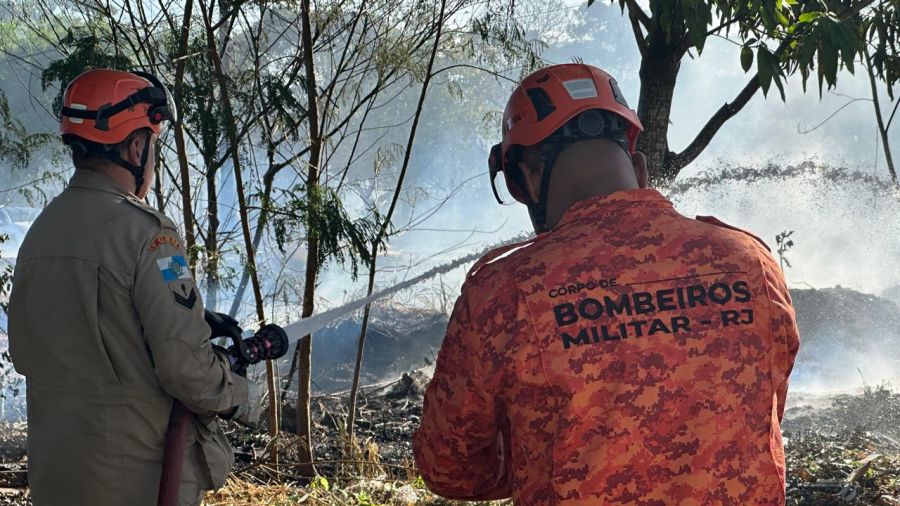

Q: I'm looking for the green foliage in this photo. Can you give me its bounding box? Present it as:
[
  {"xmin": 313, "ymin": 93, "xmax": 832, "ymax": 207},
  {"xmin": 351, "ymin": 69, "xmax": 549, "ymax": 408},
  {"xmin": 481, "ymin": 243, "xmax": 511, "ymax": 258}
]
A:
[
  {"xmin": 311, "ymin": 475, "xmax": 331, "ymax": 491},
  {"xmin": 603, "ymin": 1, "xmax": 876, "ymax": 101},
  {"xmin": 0, "ymin": 92, "xmax": 52, "ymax": 171},
  {"xmin": 40, "ymin": 30, "xmax": 134, "ymax": 116},
  {"xmin": 741, "ymin": 44, "xmax": 755, "ymax": 71},
  {"xmin": 471, "ymin": 5, "xmax": 549, "ymax": 77},
  {"xmin": 176, "ymin": 34, "xmax": 224, "ymax": 165},
  {"xmin": 355, "ymin": 491, "xmax": 383, "ymax": 506},
  {"xmin": 256, "ymin": 74, "xmax": 308, "ymax": 140},
  {"xmin": 863, "ymin": 1, "xmax": 900, "ymax": 99},
  {"xmin": 269, "ymin": 185, "xmax": 381, "ymax": 279}
]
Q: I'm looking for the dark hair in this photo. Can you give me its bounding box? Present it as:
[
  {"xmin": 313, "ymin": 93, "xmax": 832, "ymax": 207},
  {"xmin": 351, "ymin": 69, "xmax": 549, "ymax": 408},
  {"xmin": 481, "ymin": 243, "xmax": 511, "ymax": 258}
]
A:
[{"xmin": 68, "ymin": 128, "xmax": 153, "ymax": 167}]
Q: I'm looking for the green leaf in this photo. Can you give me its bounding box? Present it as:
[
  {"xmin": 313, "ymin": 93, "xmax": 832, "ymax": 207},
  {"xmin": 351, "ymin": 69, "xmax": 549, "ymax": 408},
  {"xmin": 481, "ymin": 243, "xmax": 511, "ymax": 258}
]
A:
[
  {"xmin": 798, "ymin": 12, "xmax": 822, "ymax": 24},
  {"xmin": 818, "ymin": 37, "xmax": 839, "ymax": 95},
  {"xmin": 835, "ymin": 23, "xmax": 860, "ymax": 73},
  {"xmin": 776, "ymin": 9, "xmax": 790, "ymax": 27},
  {"xmin": 757, "ymin": 47, "xmax": 775, "ymax": 96},
  {"xmin": 799, "ymin": 63, "xmax": 811, "ymax": 93},
  {"xmin": 741, "ymin": 46, "xmax": 754, "ymax": 72},
  {"xmin": 311, "ymin": 476, "xmax": 330, "ymax": 491},
  {"xmin": 773, "ymin": 74, "xmax": 786, "ymax": 101}
]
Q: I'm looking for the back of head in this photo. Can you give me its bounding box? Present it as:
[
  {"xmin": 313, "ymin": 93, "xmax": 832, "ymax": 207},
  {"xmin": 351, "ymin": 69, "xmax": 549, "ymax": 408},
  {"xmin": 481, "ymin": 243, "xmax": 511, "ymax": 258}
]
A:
[
  {"xmin": 488, "ymin": 64, "xmax": 644, "ymax": 232},
  {"xmin": 60, "ymin": 68, "xmax": 173, "ymax": 193}
]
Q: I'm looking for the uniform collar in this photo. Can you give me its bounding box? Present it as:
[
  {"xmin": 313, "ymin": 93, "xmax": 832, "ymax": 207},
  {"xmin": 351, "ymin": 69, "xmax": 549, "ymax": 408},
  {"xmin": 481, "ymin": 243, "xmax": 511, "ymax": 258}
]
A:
[
  {"xmin": 68, "ymin": 169, "xmax": 135, "ymax": 198},
  {"xmin": 554, "ymin": 188, "xmax": 673, "ymax": 228}
]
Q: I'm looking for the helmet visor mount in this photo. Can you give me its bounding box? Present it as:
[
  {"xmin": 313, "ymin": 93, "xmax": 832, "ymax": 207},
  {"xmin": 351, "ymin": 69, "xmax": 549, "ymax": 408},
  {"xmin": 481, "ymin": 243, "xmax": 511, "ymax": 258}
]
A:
[
  {"xmin": 489, "ymin": 143, "xmax": 533, "ymax": 205},
  {"xmin": 132, "ymin": 71, "xmax": 176, "ymax": 134},
  {"xmin": 547, "ymin": 109, "xmax": 630, "ymax": 154}
]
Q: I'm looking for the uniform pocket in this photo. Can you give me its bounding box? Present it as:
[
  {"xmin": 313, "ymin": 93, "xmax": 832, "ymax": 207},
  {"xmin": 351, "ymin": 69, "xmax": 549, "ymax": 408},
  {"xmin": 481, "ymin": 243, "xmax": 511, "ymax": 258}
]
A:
[
  {"xmin": 91, "ymin": 265, "xmax": 122, "ymax": 382},
  {"xmin": 190, "ymin": 413, "xmax": 234, "ymax": 489}
]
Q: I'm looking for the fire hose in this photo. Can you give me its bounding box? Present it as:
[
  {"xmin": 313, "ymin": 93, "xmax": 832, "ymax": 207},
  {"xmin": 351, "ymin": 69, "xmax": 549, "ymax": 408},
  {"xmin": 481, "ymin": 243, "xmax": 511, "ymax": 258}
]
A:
[
  {"xmin": 157, "ymin": 233, "xmax": 528, "ymax": 505},
  {"xmin": 157, "ymin": 311, "xmax": 288, "ymax": 506}
]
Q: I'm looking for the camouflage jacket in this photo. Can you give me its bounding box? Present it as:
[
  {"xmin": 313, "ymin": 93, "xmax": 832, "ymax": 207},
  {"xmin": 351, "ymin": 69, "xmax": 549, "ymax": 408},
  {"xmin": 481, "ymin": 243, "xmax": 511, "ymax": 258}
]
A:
[{"xmin": 413, "ymin": 188, "xmax": 800, "ymax": 505}]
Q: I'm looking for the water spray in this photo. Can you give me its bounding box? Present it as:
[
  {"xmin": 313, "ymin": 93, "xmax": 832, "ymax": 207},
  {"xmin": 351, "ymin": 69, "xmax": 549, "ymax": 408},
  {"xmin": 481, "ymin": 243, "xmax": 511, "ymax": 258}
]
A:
[
  {"xmin": 277, "ymin": 162, "xmax": 900, "ymax": 345},
  {"xmin": 279, "ymin": 233, "xmax": 533, "ymax": 344}
]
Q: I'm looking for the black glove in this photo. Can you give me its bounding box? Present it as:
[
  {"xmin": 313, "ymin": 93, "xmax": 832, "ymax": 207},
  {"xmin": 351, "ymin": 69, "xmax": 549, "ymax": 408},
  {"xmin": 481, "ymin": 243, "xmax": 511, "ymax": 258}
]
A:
[
  {"xmin": 212, "ymin": 344, "xmax": 241, "ymax": 374},
  {"xmin": 204, "ymin": 310, "xmax": 243, "ymax": 342}
]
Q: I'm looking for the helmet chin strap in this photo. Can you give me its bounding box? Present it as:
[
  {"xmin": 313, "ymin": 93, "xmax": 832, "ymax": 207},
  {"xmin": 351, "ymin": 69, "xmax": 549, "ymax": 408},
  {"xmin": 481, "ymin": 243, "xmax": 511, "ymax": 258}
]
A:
[
  {"xmin": 94, "ymin": 138, "xmax": 151, "ymax": 195},
  {"xmin": 526, "ymin": 143, "xmax": 564, "ymax": 234},
  {"xmin": 526, "ymin": 137, "xmax": 632, "ymax": 234}
]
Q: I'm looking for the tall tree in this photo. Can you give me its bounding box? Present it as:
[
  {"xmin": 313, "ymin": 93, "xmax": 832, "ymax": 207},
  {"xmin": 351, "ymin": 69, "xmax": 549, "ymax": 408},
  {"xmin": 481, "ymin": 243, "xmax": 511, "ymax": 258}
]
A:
[
  {"xmin": 578, "ymin": 0, "xmax": 885, "ymax": 184},
  {"xmin": 859, "ymin": 0, "xmax": 899, "ymax": 182}
]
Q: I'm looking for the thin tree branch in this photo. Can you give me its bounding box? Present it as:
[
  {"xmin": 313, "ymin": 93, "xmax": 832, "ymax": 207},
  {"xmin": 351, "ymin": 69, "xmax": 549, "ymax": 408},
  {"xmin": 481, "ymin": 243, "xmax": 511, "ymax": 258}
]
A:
[
  {"xmin": 797, "ymin": 97, "xmax": 870, "ymax": 134},
  {"xmin": 665, "ymin": 76, "xmax": 760, "ymax": 171},
  {"xmin": 886, "ymin": 98, "xmax": 900, "ymax": 131},
  {"xmin": 667, "ymin": 0, "xmax": 878, "ymax": 172},
  {"xmin": 623, "ymin": 0, "xmax": 650, "ymax": 29},
  {"xmin": 627, "ymin": 3, "xmax": 648, "ymax": 57}
]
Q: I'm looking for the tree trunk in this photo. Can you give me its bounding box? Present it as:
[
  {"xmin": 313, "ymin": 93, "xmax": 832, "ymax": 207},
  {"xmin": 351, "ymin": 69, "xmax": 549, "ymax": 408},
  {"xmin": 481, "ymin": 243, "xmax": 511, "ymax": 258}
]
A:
[
  {"xmin": 205, "ymin": 172, "xmax": 219, "ymax": 310},
  {"xmin": 345, "ymin": 0, "xmax": 447, "ymax": 449},
  {"xmin": 296, "ymin": 0, "xmax": 321, "ymax": 477},
  {"xmin": 347, "ymin": 249, "xmax": 377, "ymax": 445},
  {"xmin": 153, "ymin": 162, "xmax": 165, "ymax": 212},
  {"xmin": 228, "ymin": 171, "xmax": 274, "ymax": 317},
  {"xmin": 864, "ymin": 46, "xmax": 898, "ymax": 185},
  {"xmin": 199, "ymin": 0, "xmax": 280, "ymax": 454},
  {"xmin": 297, "ymin": 236, "xmax": 317, "ymax": 475},
  {"xmin": 172, "ymin": 0, "xmax": 196, "ymax": 276},
  {"xmin": 636, "ymin": 46, "xmax": 681, "ymax": 186}
]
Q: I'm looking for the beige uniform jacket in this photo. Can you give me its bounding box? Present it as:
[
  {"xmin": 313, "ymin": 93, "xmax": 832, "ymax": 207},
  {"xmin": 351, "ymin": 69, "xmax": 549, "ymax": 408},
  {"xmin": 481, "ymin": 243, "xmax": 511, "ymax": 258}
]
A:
[{"xmin": 8, "ymin": 169, "xmax": 251, "ymax": 506}]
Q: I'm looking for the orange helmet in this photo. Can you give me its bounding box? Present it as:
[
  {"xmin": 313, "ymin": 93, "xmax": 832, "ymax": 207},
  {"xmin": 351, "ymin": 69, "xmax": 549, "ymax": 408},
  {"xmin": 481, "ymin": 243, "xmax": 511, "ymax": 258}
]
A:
[
  {"xmin": 60, "ymin": 69, "xmax": 173, "ymax": 192},
  {"xmin": 60, "ymin": 69, "xmax": 172, "ymax": 144},
  {"xmin": 487, "ymin": 64, "xmax": 643, "ymax": 230}
]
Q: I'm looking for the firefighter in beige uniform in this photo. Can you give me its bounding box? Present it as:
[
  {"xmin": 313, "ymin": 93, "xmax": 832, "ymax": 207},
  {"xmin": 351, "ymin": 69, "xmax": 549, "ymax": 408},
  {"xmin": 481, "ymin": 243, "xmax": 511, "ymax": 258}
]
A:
[{"xmin": 8, "ymin": 69, "xmax": 257, "ymax": 506}]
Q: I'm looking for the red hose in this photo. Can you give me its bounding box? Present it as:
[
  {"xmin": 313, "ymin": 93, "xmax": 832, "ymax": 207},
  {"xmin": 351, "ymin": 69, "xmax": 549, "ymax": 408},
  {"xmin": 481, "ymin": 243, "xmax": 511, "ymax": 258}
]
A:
[{"xmin": 157, "ymin": 400, "xmax": 192, "ymax": 506}]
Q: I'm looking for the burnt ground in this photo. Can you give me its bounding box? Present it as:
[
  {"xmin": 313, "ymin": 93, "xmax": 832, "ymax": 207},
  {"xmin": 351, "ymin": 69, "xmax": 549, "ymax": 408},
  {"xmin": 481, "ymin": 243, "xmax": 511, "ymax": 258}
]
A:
[
  {"xmin": 0, "ymin": 286, "xmax": 897, "ymax": 503},
  {"xmin": 208, "ymin": 375, "xmax": 900, "ymax": 505},
  {"xmin": 0, "ymin": 375, "xmax": 899, "ymax": 504},
  {"xmin": 782, "ymin": 386, "xmax": 900, "ymax": 505}
]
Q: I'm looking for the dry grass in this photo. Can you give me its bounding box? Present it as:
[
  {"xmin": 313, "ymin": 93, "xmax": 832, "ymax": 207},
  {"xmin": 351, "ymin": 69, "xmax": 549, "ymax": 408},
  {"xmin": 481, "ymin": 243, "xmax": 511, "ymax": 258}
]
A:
[
  {"xmin": 202, "ymin": 475, "xmax": 512, "ymax": 506},
  {"xmin": 203, "ymin": 477, "xmax": 301, "ymax": 505},
  {"xmin": 205, "ymin": 427, "xmax": 511, "ymax": 506}
]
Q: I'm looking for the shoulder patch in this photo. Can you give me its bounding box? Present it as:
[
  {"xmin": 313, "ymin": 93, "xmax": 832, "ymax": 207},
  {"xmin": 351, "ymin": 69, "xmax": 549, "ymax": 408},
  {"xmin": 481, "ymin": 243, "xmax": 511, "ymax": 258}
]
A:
[
  {"xmin": 157, "ymin": 255, "xmax": 192, "ymax": 281},
  {"xmin": 148, "ymin": 235, "xmax": 181, "ymax": 251},
  {"xmin": 695, "ymin": 215, "xmax": 770, "ymax": 251},
  {"xmin": 467, "ymin": 236, "xmax": 538, "ymax": 281},
  {"xmin": 170, "ymin": 281, "xmax": 198, "ymax": 310}
]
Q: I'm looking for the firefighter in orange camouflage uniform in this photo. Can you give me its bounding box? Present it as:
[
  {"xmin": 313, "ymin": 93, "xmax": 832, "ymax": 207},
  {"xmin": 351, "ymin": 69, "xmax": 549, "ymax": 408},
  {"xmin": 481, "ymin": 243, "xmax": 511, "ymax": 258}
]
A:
[{"xmin": 412, "ymin": 63, "xmax": 800, "ymax": 505}]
